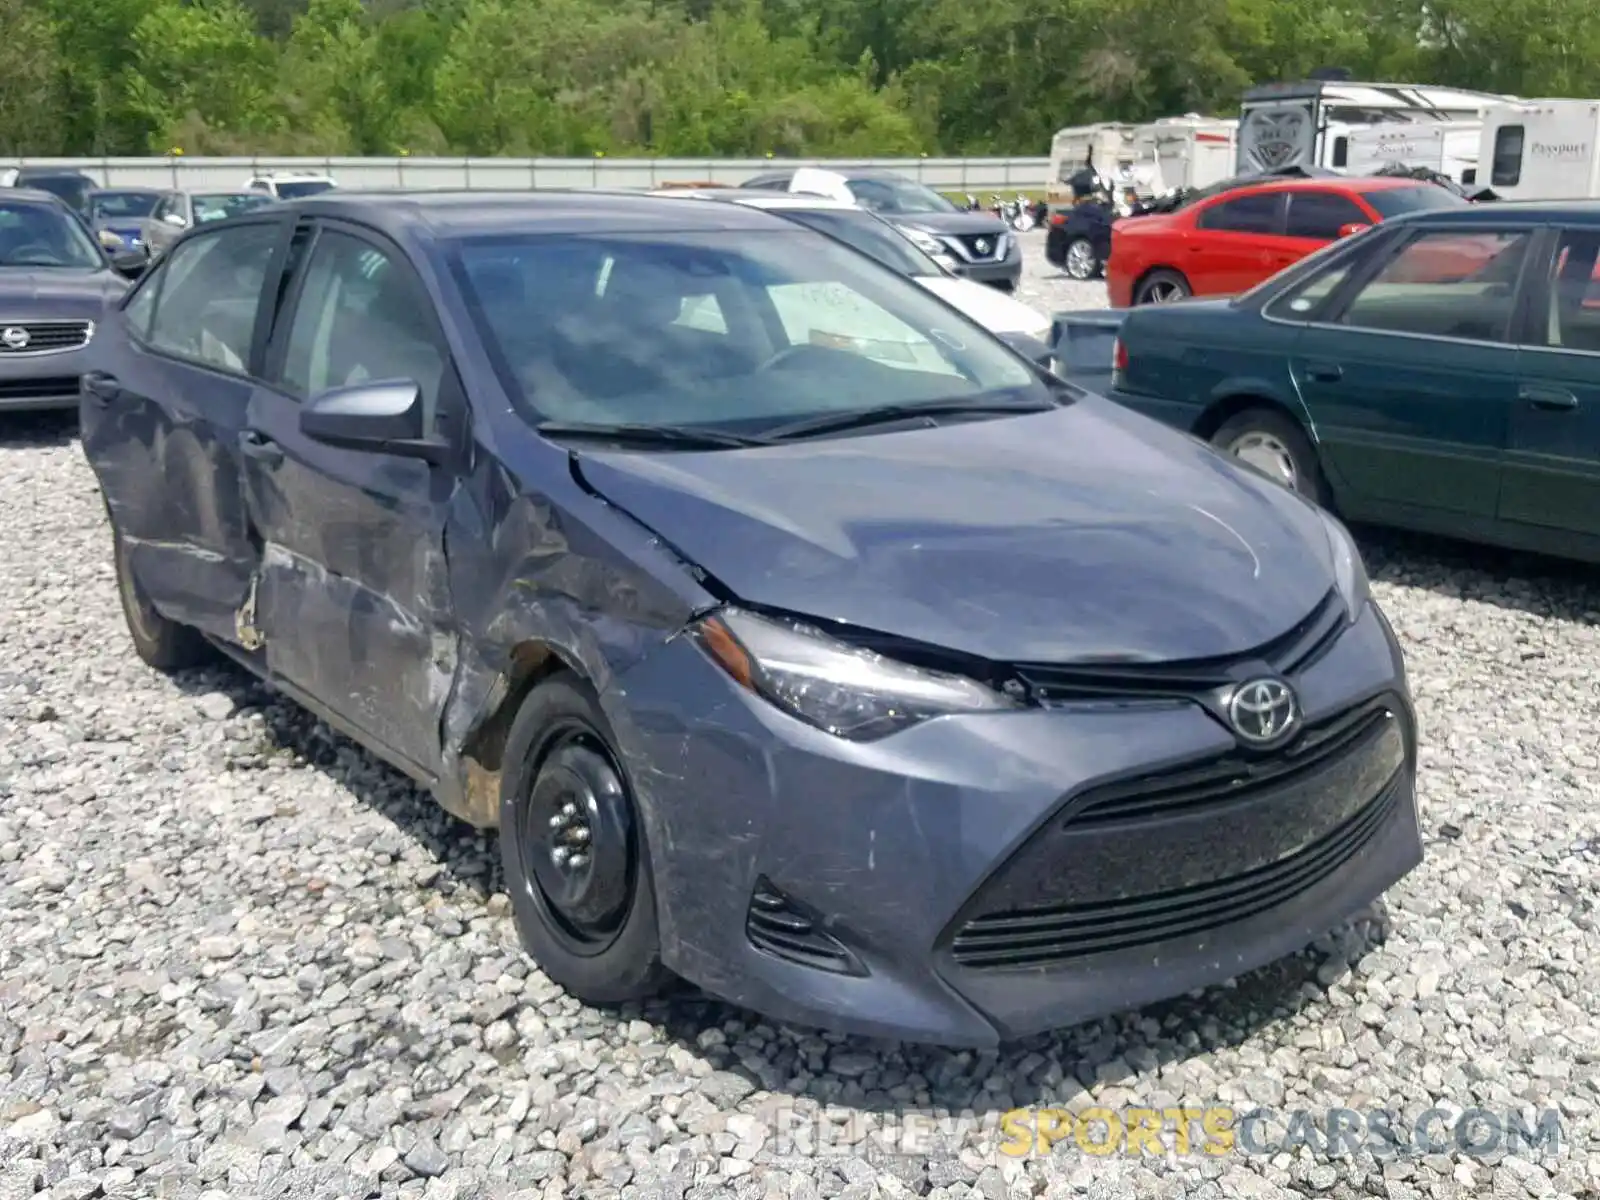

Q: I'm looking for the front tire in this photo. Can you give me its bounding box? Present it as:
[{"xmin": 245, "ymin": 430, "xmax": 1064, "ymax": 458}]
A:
[
  {"xmin": 1210, "ymin": 407, "xmax": 1329, "ymax": 507},
  {"xmin": 1133, "ymin": 268, "xmax": 1190, "ymax": 305},
  {"xmin": 498, "ymin": 674, "xmax": 673, "ymax": 1005},
  {"xmin": 111, "ymin": 526, "xmax": 211, "ymax": 671}
]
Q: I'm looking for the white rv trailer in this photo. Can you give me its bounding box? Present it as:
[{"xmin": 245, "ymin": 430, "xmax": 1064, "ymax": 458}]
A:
[
  {"xmin": 1045, "ymin": 123, "xmax": 1155, "ymax": 204},
  {"xmin": 1342, "ymin": 121, "xmax": 1483, "ymax": 184},
  {"xmin": 1236, "ymin": 80, "xmax": 1511, "ymax": 174},
  {"xmin": 1477, "ymin": 99, "xmax": 1600, "ymax": 199},
  {"xmin": 1135, "ymin": 115, "xmax": 1238, "ymax": 191}
]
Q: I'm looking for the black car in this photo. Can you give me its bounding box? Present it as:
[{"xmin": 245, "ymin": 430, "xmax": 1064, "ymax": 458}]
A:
[
  {"xmin": 739, "ymin": 167, "xmax": 1023, "ymax": 290},
  {"xmin": 80, "ymin": 190, "xmax": 1418, "ymax": 1046},
  {"xmin": 6, "ymin": 169, "xmax": 99, "ymax": 219},
  {"xmin": 0, "ymin": 190, "xmax": 146, "ymax": 412}
]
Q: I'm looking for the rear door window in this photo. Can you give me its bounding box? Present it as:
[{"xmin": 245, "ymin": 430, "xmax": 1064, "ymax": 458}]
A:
[{"xmin": 141, "ymin": 224, "xmax": 280, "ymax": 373}]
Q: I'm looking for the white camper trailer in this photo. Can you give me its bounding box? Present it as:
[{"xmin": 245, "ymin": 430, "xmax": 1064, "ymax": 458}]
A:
[
  {"xmin": 1046, "ymin": 123, "xmax": 1157, "ymax": 203},
  {"xmin": 1343, "ymin": 121, "xmax": 1483, "ymax": 184},
  {"xmin": 1477, "ymin": 100, "xmax": 1600, "ymax": 200},
  {"xmin": 1237, "ymin": 80, "xmax": 1509, "ymax": 174},
  {"xmin": 1134, "ymin": 115, "xmax": 1238, "ymax": 192}
]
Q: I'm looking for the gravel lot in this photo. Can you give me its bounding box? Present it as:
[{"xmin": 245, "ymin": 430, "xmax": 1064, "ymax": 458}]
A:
[{"xmin": 3, "ymin": 230, "xmax": 1600, "ymax": 1200}]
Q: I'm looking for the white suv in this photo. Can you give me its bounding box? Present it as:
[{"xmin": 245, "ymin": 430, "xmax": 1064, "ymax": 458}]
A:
[{"xmin": 243, "ymin": 172, "xmax": 337, "ymax": 200}]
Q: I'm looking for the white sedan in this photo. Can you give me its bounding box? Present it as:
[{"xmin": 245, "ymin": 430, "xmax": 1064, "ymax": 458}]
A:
[{"xmin": 649, "ymin": 189, "xmax": 1054, "ymax": 363}]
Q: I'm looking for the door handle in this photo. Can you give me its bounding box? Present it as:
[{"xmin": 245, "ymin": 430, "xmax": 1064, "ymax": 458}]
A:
[
  {"xmin": 1519, "ymin": 385, "xmax": 1579, "ymax": 411},
  {"xmin": 81, "ymin": 371, "xmax": 118, "ymax": 406},
  {"xmin": 240, "ymin": 430, "xmax": 284, "ymax": 466},
  {"xmin": 1305, "ymin": 363, "xmax": 1343, "ymax": 383}
]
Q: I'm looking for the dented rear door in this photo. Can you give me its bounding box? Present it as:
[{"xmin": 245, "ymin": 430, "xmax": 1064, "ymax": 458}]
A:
[
  {"xmin": 80, "ymin": 219, "xmax": 289, "ymax": 642},
  {"xmin": 241, "ymin": 220, "xmax": 462, "ymax": 778}
]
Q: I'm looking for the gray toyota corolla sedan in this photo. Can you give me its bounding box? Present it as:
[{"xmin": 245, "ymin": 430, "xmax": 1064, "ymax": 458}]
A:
[
  {"xmin": 0, "ymin": 190, "xmax": 146, "ymax": 411},
  {"xmin": 79, "ymin": 191, "xmax": 1421, "ymax": 1046}
]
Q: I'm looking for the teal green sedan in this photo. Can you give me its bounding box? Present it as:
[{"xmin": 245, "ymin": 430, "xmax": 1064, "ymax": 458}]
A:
[{"xmin": 1053, "ymin": 202, "xmax": 1600, "ymax": 563}]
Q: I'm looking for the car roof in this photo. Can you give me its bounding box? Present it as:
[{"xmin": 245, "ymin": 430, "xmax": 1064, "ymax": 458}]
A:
[
  {"xmin": 0, "ymin": 188, "xmax": 76, "ymax": 207},
  {"xmin": 1384, "ymin": 199, "xmax": 1600, "ymax": 227},
  {"xmin": 650, "ymin": 189, "xmax": 859, "ymax": 212},
  {"xmin": 89, "ymin": 186, "xmax": 163, "ymax": 195},
  {"xmin": 268, "ymin": 189, "xmax": 799, "ymax": 236}
]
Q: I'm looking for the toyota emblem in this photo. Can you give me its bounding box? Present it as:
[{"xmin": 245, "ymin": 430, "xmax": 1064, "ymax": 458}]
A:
[
  {"xmin": 1226, "ymin": 677, "xmax": 1300, "ymax": 745},
  {"xmin": 1, "ymin": 327, "xmax": 29, "ymax": 350}
]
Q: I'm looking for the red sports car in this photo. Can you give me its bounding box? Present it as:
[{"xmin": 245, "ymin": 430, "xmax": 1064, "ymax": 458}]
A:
[{"xmin": 1106, "ymin": 175, "xmax": 1469, "ymax": 308}]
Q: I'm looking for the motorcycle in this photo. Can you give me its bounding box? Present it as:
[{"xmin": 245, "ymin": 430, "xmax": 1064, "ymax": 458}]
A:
[{"xmin": 1009, "ymin": 193, "xmax": 1037, "ymax": 231}]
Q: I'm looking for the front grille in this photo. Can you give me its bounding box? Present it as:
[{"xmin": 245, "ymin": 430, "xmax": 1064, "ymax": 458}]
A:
[
  {"xmin": 0, "ymin": 376, "xmax": 80, "ymax": 400},
  {"xmin": 747, "ymin": 878, "xmax": 866, "ymax": 976},
  {"xmin": 950, "ymin": 778, "xmax": 1400, "ymax": 970},
  {"xmin": 1013, "ymin": 587, "xmax": 1347, "ymax": 704},
  {"xmin": 950, "ymin": 233, "xmax": 1010, "ymax": 263},
  {"xmin": 1067, "ymin": 697, "xmax": 1391, "ymax": 827},
  {"xmin": 0, "ymin": 321, "xmax": 91, "ymax": 355}
]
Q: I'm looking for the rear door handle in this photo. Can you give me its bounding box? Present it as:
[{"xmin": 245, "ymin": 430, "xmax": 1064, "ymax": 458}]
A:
[
  {"xmin": 81, "ymin": 371, "xmax": 118, "ymax": 406},
  {"xmin": 1305, "ymin": 362, "xmax": 1343, "ymax": 383},
  {"xmin": 240, "ymin": 430, "xmax": 284, "ymax": 466},
  {"xmin": 1520, "ymin": 385, "xmax": 1579, "ymax": 411}
]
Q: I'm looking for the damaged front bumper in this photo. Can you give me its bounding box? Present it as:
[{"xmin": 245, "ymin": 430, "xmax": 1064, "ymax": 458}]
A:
[{"xmin": 604, "ymin": 599, "xmax": 1421, "ymax": 1047}]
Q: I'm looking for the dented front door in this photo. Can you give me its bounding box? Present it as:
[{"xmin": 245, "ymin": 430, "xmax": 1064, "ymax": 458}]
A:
[{"xmin": 239, "ymin": 223, "xmax": 461, "ymax": 778}]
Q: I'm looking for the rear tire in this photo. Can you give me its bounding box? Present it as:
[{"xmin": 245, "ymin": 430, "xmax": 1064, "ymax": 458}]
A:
[
  {"xmin": 1063, "ymin": 236, "xmax": 1101, "ymax": 281},
  {"xmin": 111, "ymin": 526, "xmax": 212, "ymax": 671},
  {"xmin": 1133, "ymin": 268, "xmax": 1190, "ymax": 305},
  {"xmin": 1210, "ymin": 407, "xmax": 1329, "ymax": 507},
  {"xmin": 498, "ymin": 674, "xmax": 673, "ymax": 1006}
]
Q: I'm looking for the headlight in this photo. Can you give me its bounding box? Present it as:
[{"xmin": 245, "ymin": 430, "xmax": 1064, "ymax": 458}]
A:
[
  {"xmin": 904, "ymin": 228, "xmax": 947, "ymax": 257},
  {"xmin": 690, "ymin": 607, "xmax": 1021, "ymax": 741},
  {"xmin": 1319, "ymin": 509, "xmax": 1370, "ymax": 621}
]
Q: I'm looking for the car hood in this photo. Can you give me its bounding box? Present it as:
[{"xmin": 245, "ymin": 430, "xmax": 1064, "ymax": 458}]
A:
[
  {"xmin": 0, "ymin": 269, "xmax": 125, "ymax": 313},
  {"xmin": 890, "ymin": 211, "xmax": 1011, "ymax": 236},
  {"xmin": 915, "ymin": 275, "xmax": 1050, "ymax": 336},
  {"xmin": 572, "ymin": 396, "xmax": 1338, "ymax": 664}
]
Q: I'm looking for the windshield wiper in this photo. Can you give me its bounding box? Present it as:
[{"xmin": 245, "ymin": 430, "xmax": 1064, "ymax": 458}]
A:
[
  {"xmin": 760, "ymin": 395, "xmax": 1058, "ymax": 442},
  {"xmin": 536, "ymin": 420, "xmax": 770, "ymax": 449}
]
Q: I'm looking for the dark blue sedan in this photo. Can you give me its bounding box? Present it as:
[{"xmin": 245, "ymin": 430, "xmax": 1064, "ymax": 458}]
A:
[{"xmin": 79, "ymin": 190, "xmax": 1421, "ymax": 1047}]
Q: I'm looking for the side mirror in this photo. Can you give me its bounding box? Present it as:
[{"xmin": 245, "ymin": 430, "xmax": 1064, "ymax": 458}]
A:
[
  {"xmin": 111, "ymin": 250, "xmax": 148, "ymax": 279},
  {"xmin": 299, "ymin": 379, "xmax": 446, "ymax": 463},
  {"xmin": 162, "ymin": 212, "xmax": 187, "ymax": 227},
  {"xmin": 1337, "ymin": 222, "xmax": 1371, "ymax": 239}
]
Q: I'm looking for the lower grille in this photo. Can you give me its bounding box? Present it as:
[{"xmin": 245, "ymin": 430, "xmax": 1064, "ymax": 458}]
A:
[
  {"xmin": 747, "ymin": 878, "xmax": 866, "ymax": 976},
  {"xmin": 0, "ymin": 376, "xmax": 80, "ymax": 400},
  {"xmin": 951, "ymin": 780, "xmax": 1400, "ymax": 970},
  {"xmin": 0, "ymin": 321, "xmax": 91, "ymax": 354}
]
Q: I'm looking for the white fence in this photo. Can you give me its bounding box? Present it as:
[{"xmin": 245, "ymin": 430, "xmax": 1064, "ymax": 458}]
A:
[{"xmin": 0, "ymin": 155, "xmax": 1050, "ymax": 193}]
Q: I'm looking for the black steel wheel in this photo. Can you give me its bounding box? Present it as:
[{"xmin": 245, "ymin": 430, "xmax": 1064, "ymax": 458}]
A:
[{"xmin": 499, "ymin": 674, "xmax": 672, "ymax": 1003}]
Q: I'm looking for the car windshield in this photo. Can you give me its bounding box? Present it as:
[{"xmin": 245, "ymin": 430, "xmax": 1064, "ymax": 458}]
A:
[
  {"xmin": 452, "ymin": 229, "xmax": 1044, "ymax": 434},
  {"xmin": 1359, "ymin": 185, "xmax": 1470, "ymax": 218},
  {"xmin": 193, "ymin": 194, "xmax": 275, "ymax": 223},
  {"xmin": 89, "ymin": 191, "xmax": 161, "ymax": 220},
  {"xmin": 780, "ymin": 209, "xmax": 943, "ymax": 277},
  {"xmin": 845, "ymin": 177, "xmax": 958, "ymax": 216},
  {"xmin": 273, "ymin": 180, "xmax": 334, "ymax": 199},
  {"xmin": 0, "ymin": 201, "xmax": 105, "ymax": 269}
]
